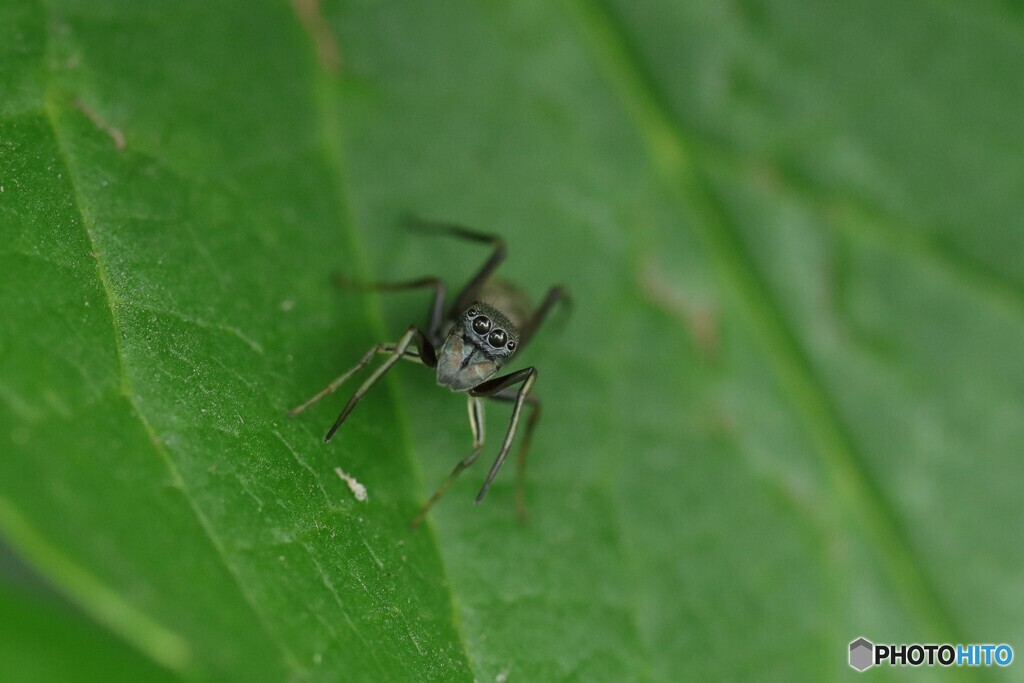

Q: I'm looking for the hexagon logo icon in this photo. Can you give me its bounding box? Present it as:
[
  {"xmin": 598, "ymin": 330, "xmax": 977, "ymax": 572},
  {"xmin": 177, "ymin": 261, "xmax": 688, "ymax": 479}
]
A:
[{"xmin": 849, "ymin": 637, "xmax": 874, "ymax": 671}]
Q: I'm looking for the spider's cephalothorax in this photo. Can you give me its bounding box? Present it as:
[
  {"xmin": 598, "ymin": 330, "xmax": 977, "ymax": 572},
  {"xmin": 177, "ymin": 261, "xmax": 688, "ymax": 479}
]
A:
[
  {"xmin": 289, "ymin": 219, "xmax": 567, "ymax": 525},
  {"xmin": 436, "ymin": 303, "xmax": 519, "ymax": 391}
]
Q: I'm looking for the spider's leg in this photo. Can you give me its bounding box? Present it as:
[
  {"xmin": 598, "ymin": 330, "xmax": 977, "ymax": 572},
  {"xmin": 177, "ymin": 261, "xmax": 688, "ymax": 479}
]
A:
[
  {"xmin": 486, "ymin": 388, "xmax": 540, "ymax": 520},
  {"xmin": 403, "ymin": 216, "xmax": 506, "ymax": 318},
  {"xmin": 322, "ymin": 325, "xmax": 427, "ymax": 442},
  {"xmin": 288, "ymin": 340, "xmax": 424, "ymax": 418},
  {"xmin": 469, "ymin": 367, "xmax": 538, "ymax": 504},
  {"xmin": 517, "ymin": 285, "xmax": 570, "ymax": 350},
  {"xmin": 411, "ymin": 395, "xmax": 485, "ymax": 527},
  {"xmin": 336, "ymin": 275, "xmax": 447, "ymax": 347}
]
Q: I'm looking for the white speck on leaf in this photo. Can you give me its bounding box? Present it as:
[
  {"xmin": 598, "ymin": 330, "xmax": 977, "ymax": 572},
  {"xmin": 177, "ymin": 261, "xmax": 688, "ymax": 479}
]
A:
[
  {"xmin": 335, "ymin": 467, "xmax": 368, "ymax": 502},
  {"xmin": 496, "ymin": 668, "xmax": 509, "ymax": 682},
  {"xmin": 280, "ymin": 299, "xmax": 295, "ymax": 311}
]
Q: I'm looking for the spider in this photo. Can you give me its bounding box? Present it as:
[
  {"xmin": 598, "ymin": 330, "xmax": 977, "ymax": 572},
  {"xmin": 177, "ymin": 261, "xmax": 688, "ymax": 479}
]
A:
[{"xmin": 289, "ymin": 219, "xmax": 567, "ymax": 525}]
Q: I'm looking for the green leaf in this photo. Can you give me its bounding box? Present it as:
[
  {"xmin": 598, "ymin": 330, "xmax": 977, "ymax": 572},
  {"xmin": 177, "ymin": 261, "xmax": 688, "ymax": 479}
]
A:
[
  {"xmin": 0, "ymin": 582, "xmax": 181, "ymax": 683},
  {"xmin": 2, "ymin": 0, "xmax": 1022, "ymax": 681}
]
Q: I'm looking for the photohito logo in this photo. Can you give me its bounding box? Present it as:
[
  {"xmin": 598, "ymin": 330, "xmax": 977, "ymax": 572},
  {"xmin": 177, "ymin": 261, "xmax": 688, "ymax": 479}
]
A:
[{"xmin": 849, "ymin": 637, "xmax": 1013, "ymax": 672}]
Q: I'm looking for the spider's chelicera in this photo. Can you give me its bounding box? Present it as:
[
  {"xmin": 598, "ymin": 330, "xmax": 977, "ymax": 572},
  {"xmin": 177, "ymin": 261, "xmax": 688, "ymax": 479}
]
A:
[{"xmin": 289, "ymin": 219, "xmax": 567, "ymax": 525}]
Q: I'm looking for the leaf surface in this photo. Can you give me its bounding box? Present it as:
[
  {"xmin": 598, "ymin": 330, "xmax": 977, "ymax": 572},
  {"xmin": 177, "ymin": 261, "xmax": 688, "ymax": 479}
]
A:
[{"xmin": 2, "ymin": 0, "xmax": 1022, "ymax": 680}]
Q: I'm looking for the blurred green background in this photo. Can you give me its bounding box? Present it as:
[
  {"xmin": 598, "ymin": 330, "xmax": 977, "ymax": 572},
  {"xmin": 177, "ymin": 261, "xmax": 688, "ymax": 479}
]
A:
[{"xmin": 2, "ymin": 0, "xmax": 1023, "ymax": 681}]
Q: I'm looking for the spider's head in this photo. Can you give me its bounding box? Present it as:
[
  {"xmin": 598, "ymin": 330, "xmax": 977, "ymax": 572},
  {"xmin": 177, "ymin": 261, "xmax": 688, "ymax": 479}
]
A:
[{"xmin": 436, "ymin": 302, "xmax": 519, "ymax": 392}]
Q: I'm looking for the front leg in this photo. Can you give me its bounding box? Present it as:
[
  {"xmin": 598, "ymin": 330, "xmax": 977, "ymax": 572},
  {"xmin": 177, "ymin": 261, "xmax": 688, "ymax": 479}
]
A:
[
  {"xmin": 288, "ymin": 334, "xmax": 429, "ymax": 418},
  {"xmin": 323, "ymin": 325, "xmax": 433, "ymax": 442},
  {"xmin": 469, "ymin": 367, "xmax": 538, "ymax": 503},
  {"xmin": 486, "ymin": 388, "xmax": 540, "ymax": 520}
]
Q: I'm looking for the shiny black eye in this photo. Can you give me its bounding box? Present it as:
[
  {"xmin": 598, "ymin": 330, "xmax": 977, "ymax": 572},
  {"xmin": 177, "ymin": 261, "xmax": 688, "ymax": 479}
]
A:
[
  {"xmin": 472, "ymin": 316, "xmax": 491, "ymax": 335},
  {"xmin": 507, "ymin": 340, "xmax": 516, "ymax": 351},
  {"xmin": 487, "ymin": 329, "xmax": 507, "ymax": 348},
  {"xmin": 467, "ymin": 308, "xmax": 478, "ymax": 318}
]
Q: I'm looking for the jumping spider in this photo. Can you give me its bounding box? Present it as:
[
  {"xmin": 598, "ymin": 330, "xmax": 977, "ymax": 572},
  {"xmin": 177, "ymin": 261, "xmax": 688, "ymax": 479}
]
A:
[{"xmin": 289, "ymin": 219, "xmax": 567, "ymax": 525}]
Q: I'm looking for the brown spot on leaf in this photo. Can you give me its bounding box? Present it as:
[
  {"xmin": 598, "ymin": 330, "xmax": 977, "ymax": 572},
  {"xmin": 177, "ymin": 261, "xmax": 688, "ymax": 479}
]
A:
[
  {"xmin": 291, "ymin": 0, "xmax": 342, "ymax": 73},
  {"xmin": 74, "ymin": 99, "xmax": 125, "ymax": 151},
  {"xmin": 640, "ymin": 260, "xmax": 720, "ymax": 362}
]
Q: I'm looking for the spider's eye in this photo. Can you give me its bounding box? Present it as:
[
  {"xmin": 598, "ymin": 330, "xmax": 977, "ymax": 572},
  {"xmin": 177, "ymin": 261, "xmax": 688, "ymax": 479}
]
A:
[
  {"xmin": 466, "ymin": 308, "xmax": 478, "ymax": 318},
  {"xmin": 472, "ymin": 316, "xmax": 491, "ymax": 335},
  {"xmin": 488, "ymin": 329, "xmax": 507, "ymax": 348},
  {"xmin": 507, "ymin": 340, "xmax": 516, "ymax": 352}
]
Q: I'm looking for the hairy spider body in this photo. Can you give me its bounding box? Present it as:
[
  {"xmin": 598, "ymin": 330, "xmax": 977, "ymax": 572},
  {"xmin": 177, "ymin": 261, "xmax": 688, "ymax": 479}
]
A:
[
  {"xmin": 436, "ymin": 302, "xmax": 517, "ymax": 391},
  {"xmin": 289, "ymin": 219, "xmax": 567, "ymax": 525}
]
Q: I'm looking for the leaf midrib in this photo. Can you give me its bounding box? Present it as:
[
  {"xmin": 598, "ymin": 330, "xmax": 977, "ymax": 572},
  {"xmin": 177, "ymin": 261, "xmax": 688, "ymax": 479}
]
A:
[{"xmin": 40, "ymin": 90, "xmax": 306, "ymax": 675}]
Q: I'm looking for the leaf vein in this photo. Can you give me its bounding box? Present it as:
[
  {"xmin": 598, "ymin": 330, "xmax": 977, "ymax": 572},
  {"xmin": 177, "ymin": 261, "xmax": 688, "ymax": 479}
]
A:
[
  {"xmin": 568, "ymin": 0, "xmax": 967, "ymax": 650},
  {"xmin": 289, "ymin": 4, "xmax": 477, "ymax": 678}
]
